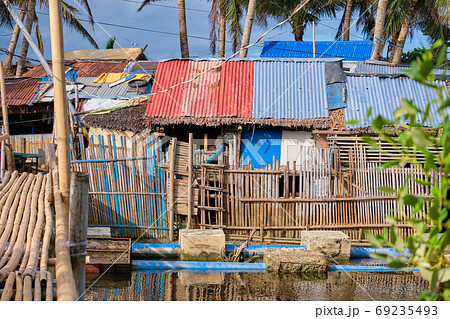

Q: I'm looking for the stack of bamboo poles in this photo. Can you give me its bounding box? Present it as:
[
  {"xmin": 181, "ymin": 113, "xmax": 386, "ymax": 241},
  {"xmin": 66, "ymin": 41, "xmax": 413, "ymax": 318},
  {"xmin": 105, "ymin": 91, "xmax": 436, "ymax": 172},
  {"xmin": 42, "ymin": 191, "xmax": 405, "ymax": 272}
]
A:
[{"xmin": 0, "ymin": 171, "xmax": 55, "ymax": 300}]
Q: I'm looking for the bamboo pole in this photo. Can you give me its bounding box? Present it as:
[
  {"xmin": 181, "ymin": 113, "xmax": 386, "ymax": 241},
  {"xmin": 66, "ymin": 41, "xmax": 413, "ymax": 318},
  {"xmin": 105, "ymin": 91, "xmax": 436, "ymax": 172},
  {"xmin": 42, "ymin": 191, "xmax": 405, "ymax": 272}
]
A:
[
  {"xmin": 48, "ymin": 0, "xmax": 71, "ymax": 229},
  {"xmin": 40, "ymin": 174, "xmax": 54, "ymax": 273},
  {"xmin": 14, "ymin": 271, "xmax": 22, "ymax": 301},
  {"xmin": 0, "ymin": 271, "xmax": 15, "ymax": 301},
  {"xmin": 34, "ymin": 274, "xmax": 42, "ymax": 301},
  {"xmin": 0, "ymin": 61, "xmax": 14, "ymax": 173},
  {"xmin": 23, "ymin": 276, "xmax": 32, "ymax": 301},
  {"xmin": 69, "ymin": 171, "xmax": 89, "ymax": 300},
  {"xmin": 48, "ymin": 144, "xmax": 77, "ymax": 301},
  {"xmin": 186, "ymin": 133, "xmax": 193, "ymax": 229},
  {"xmin": 168, "ymin": 138, "xmax": 177, "ymax": 241}
]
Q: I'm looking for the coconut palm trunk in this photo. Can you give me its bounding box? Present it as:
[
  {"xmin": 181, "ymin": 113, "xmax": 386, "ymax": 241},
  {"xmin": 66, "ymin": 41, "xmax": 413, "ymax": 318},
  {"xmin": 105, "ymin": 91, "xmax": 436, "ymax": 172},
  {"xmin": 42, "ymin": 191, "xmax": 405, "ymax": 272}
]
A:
[
  {"xmin": 342, "ymin": 0, "xmax": 353, "ymax": 41},
  {"xmin": 239, "ymin": 0, "xmax": 257, "ymax": 57},
  {"xmin": 370, "ymin": 0, "xmax": 388, "ymax": 60},
  {"xmin": 177, "ymin": 0, "xmax": 189, "ymax": 58},
  {"xmin": 218, "ymin": 3, "xmax": 226, "ymax": 58},
  {"xmin": 16, "ymin": 0, "xmax": 37, "ymax": 77},
  {"xmin": 4, "ymin": 3, "xmax": 27, "ymax": 77},
  {"xmin": 391, "ymin": 0, "xmax": 418, "ymax": 64}
]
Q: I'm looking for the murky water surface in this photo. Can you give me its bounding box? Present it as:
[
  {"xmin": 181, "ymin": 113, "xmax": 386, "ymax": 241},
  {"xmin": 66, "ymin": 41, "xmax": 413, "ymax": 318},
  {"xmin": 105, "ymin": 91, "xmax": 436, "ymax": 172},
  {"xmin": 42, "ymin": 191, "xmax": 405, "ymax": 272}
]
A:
[{"xmin": 85, "ymin": 270, "xmax": 428, "ymax": 301}]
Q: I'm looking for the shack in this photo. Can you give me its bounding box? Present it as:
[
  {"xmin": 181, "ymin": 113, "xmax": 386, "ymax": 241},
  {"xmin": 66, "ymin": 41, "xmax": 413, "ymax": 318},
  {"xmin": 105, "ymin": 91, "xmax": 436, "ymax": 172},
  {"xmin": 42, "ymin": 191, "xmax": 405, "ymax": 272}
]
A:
[{"xmin": 79, "ymin": 57, "xmax": 448, "ymax": 244}]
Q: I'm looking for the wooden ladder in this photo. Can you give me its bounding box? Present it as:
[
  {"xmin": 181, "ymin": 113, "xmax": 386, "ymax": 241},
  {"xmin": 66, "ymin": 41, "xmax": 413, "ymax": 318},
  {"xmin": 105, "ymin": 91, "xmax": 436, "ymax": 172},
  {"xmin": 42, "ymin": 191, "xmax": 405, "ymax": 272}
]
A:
[{"xmin": 199, "ymin": 163, "xmax": 226, "ymax": 228}]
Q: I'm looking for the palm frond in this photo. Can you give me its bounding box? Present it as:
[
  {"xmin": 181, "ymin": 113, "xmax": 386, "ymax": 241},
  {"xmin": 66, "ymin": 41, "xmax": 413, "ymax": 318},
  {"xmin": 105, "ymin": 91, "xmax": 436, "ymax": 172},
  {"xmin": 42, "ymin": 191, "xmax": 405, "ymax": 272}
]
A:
[{"xmin": 60, "ymin": 1, "xmax": 98, "ymax": 48}]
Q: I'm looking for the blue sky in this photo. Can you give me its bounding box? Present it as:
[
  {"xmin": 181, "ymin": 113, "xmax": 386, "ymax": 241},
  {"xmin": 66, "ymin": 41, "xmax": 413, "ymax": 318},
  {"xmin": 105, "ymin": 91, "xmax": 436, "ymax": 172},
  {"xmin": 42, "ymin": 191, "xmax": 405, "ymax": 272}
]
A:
[{"xmin": 0, "ymin": 0, "xmax": 430, "ymax": 64}]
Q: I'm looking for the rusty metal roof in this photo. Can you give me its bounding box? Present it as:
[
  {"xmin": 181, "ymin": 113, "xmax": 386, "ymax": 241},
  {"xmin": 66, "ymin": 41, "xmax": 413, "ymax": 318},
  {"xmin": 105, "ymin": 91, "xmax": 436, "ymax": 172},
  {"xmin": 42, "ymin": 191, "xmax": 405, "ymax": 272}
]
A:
[
  {"xmin": 22, "ymin": 61, "xmax": 128, "ymax": 78},
  {"xmin": 0, "ymin": 78, "xmax": 40, "ymax": 106},
  {"xmin": 146, "ymin": 60, "xmax": 253, "ymax": 118}
]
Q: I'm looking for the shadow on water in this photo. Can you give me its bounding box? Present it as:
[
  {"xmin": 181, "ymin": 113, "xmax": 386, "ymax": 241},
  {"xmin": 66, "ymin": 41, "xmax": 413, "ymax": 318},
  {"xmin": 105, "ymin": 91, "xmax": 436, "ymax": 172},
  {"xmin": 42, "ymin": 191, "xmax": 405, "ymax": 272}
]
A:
[{"xmin": 85, "ymin": 271, "xmax": 428, "ymax": 301}]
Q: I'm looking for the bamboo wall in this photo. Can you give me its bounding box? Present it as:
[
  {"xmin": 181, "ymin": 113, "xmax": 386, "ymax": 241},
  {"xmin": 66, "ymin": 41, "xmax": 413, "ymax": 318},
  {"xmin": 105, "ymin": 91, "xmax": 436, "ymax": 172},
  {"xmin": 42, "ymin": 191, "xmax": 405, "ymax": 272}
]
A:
[
  {"xmin": 73, "ymin": 130, "xmax": 438, "ymax": 242},
  {"xmin": 202, "ymin": 145, "xmax": 436, "ymax": 243},
  {"xmin": 10, "ymin": 134, "xmax": 52, "ymax": 164},
  {"xmin": 71, "ymin": 131, "xmax": 168, "ymax": 238}
]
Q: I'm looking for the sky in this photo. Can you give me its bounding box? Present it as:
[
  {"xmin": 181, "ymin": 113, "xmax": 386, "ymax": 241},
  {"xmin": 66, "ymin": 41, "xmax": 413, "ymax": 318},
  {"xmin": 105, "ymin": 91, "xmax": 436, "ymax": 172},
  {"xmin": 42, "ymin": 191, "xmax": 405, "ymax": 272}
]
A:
[{"xmin": 0, "ymin": 0, "xmax": 431, "ymax": 65}]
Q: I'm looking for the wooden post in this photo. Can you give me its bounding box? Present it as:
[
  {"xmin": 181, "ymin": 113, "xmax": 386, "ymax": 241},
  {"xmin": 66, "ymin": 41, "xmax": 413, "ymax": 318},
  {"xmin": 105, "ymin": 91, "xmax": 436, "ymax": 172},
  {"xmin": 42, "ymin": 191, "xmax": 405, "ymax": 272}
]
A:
[
  {"xmin": 69, "ymin": 171, "xmax": 89, "ymax": 300},
  {"xmin": 0, "ymin": 61, "xmax": 14, "ymax": 173},
  {"xmin": 312, "ymin": 22, "xmax": 316, "ymax": 58},
  {"xmin": 168, "ymin": 138, "xmax": 177, "ymax": 241},
  {"xmin": 48, "ymin": 0, "xmax": 71, "ymax": 227},
  {"xmin": 187, "ymin": 133, "xmax": 193, "ymax": 229},
  {"xmin": 203, "ymin": 133, "xmax": 208, "ymax": 163}
]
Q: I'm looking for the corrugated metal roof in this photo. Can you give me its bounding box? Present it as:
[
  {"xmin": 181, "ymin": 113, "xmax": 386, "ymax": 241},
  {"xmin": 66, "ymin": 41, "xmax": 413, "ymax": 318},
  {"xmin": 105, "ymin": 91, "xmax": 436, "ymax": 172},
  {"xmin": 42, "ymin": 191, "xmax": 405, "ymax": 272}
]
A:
[
  {"xmin": 345, "ymin": 75, "xmax": 447, "ymax": 128},
  {"xmin": 146, "ymin": 60, "xmax": 253, "ymax": 118},
  {"xmin": 22, "ymin": 61, "xmax": 128, "ymax": 78},
  {"xmin": 71, "ymin": 77, "xmax": 146, "ymax": 99},
  {"xmin": 253, "ymin": 60, "xmax": 328, "ymax": 119},
  {"xmin": 0, "ymin": 78, "xmax": 40, "ymax": 106},
  {"xmin": 350, "ymin": 61, "xmax": 447, "ymax": 75},
  {"xmin": 260, "ymin": 41, "xmax": 373, "ymax": 61}
]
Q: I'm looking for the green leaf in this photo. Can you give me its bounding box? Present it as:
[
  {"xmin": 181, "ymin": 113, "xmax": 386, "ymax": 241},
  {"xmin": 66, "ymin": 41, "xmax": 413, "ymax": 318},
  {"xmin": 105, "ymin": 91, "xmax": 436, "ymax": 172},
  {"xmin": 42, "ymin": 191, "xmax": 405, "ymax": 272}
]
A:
[
  {"xmin": 429, "ymin": 205, "xmax": 440, "ymax": 220},
  {"xmin": 345, "ymin": 120, "xmax": 360, "ymax": 125},
  {"xmin": 410, "ymin": 127, "xmax": 433, "ymax": 147},
  {"xmin": 387, "ymin": 260, "xmax": 406, "ymax": 269},
  {"xmin": 366, "ymin": 107, "xmax": 373, "ymax": 119},
  {"xmin": 403, "ymin": 194, "xmax": 418, "ymax": 206}
]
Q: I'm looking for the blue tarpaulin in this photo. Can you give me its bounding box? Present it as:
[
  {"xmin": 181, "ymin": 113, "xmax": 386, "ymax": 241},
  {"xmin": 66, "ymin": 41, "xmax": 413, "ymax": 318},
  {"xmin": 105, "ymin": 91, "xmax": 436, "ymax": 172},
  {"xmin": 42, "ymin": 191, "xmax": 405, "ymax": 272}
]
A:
[{"xmin": 240, "ymin": 129, "xmax": 281, "ymax": 169}]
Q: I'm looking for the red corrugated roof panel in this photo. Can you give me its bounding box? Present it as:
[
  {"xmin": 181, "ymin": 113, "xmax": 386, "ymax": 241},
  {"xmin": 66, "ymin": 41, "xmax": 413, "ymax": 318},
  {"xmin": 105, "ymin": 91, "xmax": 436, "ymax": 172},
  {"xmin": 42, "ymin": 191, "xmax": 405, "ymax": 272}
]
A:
[
  {"xmin": 146, "ymin": 60, "xmax": 253, "ymax": 118},
  {"xmin": 22, "ymin": 61, "xmax": 128, "ymax": 78},
  {"xmin": 0, "ymin": 78, "xmax": 40, "ymax": 106}
]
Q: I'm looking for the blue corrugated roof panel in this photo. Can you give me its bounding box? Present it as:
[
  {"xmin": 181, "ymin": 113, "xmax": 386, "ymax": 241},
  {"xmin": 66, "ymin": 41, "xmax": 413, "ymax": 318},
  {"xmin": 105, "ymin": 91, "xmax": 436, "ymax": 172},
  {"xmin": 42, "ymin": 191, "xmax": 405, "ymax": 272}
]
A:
[
  {"xmin": 260, "ymin": 41, "xmax": 373, "ymax": 61},
  {"xmin": 253, "ymin": 60, "xmax": 329, "ymax": 119},
  {"xmin": 345, "ymin": 75, "xmax": 447, "ymax": 128}
]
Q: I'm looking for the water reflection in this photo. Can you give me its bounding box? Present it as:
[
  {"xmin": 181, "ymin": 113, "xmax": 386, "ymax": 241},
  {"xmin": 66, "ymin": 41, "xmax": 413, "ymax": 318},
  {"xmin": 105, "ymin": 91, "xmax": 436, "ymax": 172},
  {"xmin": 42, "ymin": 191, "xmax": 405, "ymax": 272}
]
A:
[{"xmin": 85, "ymin": 271, "xmax": 428, "ymax": 301}]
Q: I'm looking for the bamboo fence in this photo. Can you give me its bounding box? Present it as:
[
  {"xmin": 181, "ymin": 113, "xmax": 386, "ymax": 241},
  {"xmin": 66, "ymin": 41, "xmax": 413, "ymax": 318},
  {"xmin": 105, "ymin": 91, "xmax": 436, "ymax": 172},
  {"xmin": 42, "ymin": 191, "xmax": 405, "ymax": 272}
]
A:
[
  {"xmin": 73, "ymin": 131, "xmax": 439, "ymax": 243},
  {"xmin": 71, "ymin": 132, "xmax": 169, "ymax": 238}
]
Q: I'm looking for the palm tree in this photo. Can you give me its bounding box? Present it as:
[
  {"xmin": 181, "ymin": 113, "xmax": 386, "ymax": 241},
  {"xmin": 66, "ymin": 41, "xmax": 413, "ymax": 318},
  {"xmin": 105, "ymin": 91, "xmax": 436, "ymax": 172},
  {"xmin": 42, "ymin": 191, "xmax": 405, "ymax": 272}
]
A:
[
  {"xmin": 255, "ymin": 0, "xmax": 342, "ymax": 41},
  {"xmin": 2, "ymin": 0, "xmax": 97, "ymax": 76},
  {"xmin": 385, "ymin": 0, "xmax": 449, "ymax": 64},
  {"xmin": 239, "ymin": 0, "xmax": 257, "ymax": 57},
  {"xmin": 138, "ymin": 0, "xmax": 190, "ymax": 58},
  {"xmin": 370, "ymin": 0, "xmax": 388, "ymax": 60},
  {"xmin": 335, "ymin": 0, "xmax": 375, "ymax": 41}
]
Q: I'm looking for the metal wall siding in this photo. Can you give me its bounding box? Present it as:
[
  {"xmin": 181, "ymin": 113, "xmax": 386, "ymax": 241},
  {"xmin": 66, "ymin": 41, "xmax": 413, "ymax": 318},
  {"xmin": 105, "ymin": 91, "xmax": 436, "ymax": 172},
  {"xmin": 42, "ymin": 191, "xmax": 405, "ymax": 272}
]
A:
[
  {"xmin": 345, "ymin": 76, "xmax": 447, "ymax": 128},
  {"xmin": 146, "ymin": 60, "xmax": 254, "ymax": 118},
  {"xmin": 253, "ymin": 61, "xmax": 328, "ymax": 119},
  {"xmin": 261, "ymin": 41, "xmax": 373, "ymax": 61}
]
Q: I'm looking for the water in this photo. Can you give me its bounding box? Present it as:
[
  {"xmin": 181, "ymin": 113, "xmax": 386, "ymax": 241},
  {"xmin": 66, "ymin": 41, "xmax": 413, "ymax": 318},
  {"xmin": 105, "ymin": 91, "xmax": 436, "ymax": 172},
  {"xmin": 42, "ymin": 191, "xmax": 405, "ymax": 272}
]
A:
[{"xmin": 85, "ymin": 270, "xmax": 428, "ymax": 301}]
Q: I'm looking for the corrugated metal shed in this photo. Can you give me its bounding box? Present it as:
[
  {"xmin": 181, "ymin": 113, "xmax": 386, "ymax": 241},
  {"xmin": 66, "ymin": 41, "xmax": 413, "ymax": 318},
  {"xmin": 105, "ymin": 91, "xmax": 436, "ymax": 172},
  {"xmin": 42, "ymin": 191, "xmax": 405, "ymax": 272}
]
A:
[
  {"xmin": 345, "ymin": 75, "xmax": 447, "ymax": 128},
  {"xmin": 22, "ymin": 61, "xmax": 128, "ymax": 78},
  {"xmin": 253, "ymin": 60, "xmax": 328, "ymax": 119},
  {"xmin": 350, "ymin": 61, "xmax": 447, "ymax": 75},
  {"xmin": 260, "ymin": 41, "xmax": 373, "ymax": 61},
  {"xmin": 146, "ymin": 60, "xmax": 253, "ymax": 118},
  {"xmin": 71, "ymin": 77, "xmax": 147, "ymax": 99},
  {"xmin": 1, "ymin": 78, "xmax": 40, "ymax": 106}
]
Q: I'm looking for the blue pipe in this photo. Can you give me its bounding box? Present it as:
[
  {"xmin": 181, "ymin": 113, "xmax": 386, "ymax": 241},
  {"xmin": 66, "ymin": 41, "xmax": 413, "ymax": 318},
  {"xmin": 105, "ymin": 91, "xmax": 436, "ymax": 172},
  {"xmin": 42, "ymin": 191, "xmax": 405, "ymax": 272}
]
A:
[
  {"xmin": 328, "ymin": 265, "xmax": 419, "ymax": 272},
  {"xmin": 131, "ymin": 260, "xmax": 267, "ymax": 272},
  {"xmin": 132, "ymin": 243, "xmax": 180, "ymax": 257},
  {"xmin": 206, "ymin": 143, "xmax": 225, "ymax": 163},
  {"xmin": 350, "ymin": 247, "xmax": 412, "ymax": 259}
]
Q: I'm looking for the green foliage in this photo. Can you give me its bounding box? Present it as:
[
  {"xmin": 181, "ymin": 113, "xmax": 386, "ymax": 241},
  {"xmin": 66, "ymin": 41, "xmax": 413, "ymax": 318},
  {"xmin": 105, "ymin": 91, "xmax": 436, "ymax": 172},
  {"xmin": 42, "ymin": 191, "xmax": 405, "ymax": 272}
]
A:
[
  {"xmin": 106, "ymin": 36, "xmax": 116, "ymax": 49},
  {"xmin": 367, "ymin": 41, "xmax": 450, "ymax": 300}
]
